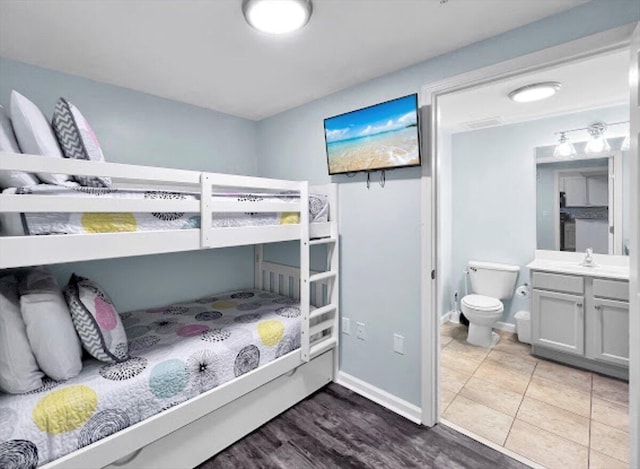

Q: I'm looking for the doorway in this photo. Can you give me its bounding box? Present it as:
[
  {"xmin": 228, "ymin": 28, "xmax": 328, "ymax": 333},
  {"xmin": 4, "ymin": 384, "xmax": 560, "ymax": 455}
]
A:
[{"xmin": 420, "ymin": 23, "xmax": 639, "ymax": 469}]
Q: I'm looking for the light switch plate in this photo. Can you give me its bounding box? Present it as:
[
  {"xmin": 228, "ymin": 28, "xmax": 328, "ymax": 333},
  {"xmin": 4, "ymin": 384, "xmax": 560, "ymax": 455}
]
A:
[
  {"xmin": 342, "ymin": 317, "xmax": 350, "ymax": 335},
  {"xmin": 393, "ymin": 334, "xmax": 405, "ymax": 354},
  {"xmin": 356, "ymin": 322, "xmax": 365, "ymax": 340}
]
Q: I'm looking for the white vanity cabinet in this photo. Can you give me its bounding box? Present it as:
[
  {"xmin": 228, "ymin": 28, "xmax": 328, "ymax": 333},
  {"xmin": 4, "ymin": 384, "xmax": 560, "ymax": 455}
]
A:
[
  {"xmin": 530, "ymin": 269, "xmax": 629, "ymax": 379},
  {"xmin": 588, "ymin": 279, "xmax": 630, "ymax": 367},
  {"xmin": 531, "ymin": 272, "xmax": 585, "ymax": 355}
]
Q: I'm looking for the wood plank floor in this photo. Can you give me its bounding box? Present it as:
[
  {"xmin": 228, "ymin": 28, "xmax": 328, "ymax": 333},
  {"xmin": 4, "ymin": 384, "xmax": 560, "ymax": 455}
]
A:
[{"xmin": 197, "ymin": 383, "xmax": 528, "ymax": 469}]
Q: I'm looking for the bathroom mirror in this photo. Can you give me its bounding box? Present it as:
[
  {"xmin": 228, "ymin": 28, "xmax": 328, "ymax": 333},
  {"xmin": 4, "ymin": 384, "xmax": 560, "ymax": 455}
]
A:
[{"xmin": 536, "ymin": 140, "xmax": 630, "ymax": 255}]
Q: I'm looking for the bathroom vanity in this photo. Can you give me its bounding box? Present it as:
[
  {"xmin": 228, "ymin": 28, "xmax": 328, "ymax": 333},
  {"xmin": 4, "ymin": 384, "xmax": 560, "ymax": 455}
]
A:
[{"xmin": 527, "ymin": 251, "xmax": 630, "ymax": 379}]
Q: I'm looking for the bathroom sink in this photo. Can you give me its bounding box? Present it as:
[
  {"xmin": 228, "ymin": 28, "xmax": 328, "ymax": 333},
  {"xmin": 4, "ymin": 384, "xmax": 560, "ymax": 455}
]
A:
[{"xmin": 526, "ymin": 258, "xmax": 629, "ymax": 280}]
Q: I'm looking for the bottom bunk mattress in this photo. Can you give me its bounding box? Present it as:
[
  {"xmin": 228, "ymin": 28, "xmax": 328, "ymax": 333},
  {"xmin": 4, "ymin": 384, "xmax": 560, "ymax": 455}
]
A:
[{"xmin": 0, "ymin": 288, "xmax": 302, "ymax": 468}]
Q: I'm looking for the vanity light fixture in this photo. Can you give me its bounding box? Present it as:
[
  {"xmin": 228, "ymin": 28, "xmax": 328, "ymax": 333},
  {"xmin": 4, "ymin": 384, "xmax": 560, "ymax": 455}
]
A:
[
  {"xmin": 242, "ymin": 0, "xmax": 312, "ymax": 34},
  {"xmin": 584, "ymin": 122, "xmax": 611, "ymax": 154},
  {"xmin": 553, "ymin": 120, "xmax": 629, "ymax": 158},
  {"xmin": 553, "ymin": 132, "xmax": 577, "ymax": 159},
  {"xmin": 508, "ymin": 82, "xmax": 561, "ymax": 103},
  {"xmin": 621, "ymin": 134, "xmax": 631, "ymax": 151}
]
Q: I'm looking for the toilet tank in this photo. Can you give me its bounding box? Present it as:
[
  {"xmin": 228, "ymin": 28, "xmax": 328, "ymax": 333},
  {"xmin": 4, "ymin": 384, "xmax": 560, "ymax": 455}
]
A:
[{"xmin": 468, "ymin": 260, "xmax": 520, "ymax": 300}]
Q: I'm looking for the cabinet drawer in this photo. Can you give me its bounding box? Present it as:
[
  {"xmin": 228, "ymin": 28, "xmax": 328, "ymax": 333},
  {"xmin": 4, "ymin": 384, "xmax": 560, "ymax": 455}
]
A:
[
  {"xmin": 593, "ymin": 278, "xmax": 629, "ymax": 301},
  {"xmin": 531, "ymin": 271, "xmax": 584, "ymax": 294}
]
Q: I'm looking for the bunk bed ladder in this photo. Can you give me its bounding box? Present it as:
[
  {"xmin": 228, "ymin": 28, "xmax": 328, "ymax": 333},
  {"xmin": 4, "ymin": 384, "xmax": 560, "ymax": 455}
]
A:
[{"xmin": 306, "ymin": 197, "xmax": 339, "ymax": 364}]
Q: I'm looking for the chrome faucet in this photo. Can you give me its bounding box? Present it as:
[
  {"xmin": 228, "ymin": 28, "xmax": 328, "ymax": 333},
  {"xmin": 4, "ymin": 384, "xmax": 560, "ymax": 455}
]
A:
[{"xmin": 581, "ymin": 248, "xmax": 597, "ymax": 267}]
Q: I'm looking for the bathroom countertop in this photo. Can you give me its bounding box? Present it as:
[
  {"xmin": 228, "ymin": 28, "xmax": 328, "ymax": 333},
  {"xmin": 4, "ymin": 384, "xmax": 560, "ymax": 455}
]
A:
[{"xmin": 527, "ymin": 258, "xmax": 630, "ymax": 280}]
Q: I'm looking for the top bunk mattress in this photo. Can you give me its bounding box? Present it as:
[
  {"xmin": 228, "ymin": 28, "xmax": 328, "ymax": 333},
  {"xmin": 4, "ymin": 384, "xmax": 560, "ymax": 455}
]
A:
[
  {"xmin": 0, "ymin": 185, "xmax": 329, "ymax": 236},
  {"xmin": 0, "ymin": 288, "xmax": 303, "ymax": 468}
]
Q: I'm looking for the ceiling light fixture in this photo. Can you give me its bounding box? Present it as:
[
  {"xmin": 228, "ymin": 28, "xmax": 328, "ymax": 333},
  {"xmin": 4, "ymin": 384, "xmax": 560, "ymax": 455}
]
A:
[
  {"xmin": 242, "ymin": 0, "xmax": 312, "ymax": 34},
  {"xmin": 508, "ymin": 82, "xmax": 561, "ymax": 103},
  {"xmin": 553, "ymin": 132, "xmax": 576, "ymax": 159}
]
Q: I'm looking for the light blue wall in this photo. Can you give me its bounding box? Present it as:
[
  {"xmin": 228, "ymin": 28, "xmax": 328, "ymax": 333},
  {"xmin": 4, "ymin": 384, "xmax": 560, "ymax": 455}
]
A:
[
  {"xmin": 0, "ymin": 58, "xmax": 258, "ymax": 311},
  {"xmin": 256, "ymin": 1, "xmax": 639, "ymax": 406},
  {"xmin": 452, "ymin": 106, "xmax": 629, "ymax": 326}
]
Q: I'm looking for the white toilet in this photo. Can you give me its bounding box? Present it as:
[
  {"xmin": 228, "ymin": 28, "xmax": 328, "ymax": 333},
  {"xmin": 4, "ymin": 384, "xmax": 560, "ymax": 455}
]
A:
[{"xmin": 461, "ymin": 260, "xmax": 520, "ymax": 347}]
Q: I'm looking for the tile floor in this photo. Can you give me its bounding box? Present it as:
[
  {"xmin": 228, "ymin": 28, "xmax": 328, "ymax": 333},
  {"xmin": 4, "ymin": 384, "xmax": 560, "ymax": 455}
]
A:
[{"xmin": 440, "ymin": 322, "xmax": 630, "ymax": 469}]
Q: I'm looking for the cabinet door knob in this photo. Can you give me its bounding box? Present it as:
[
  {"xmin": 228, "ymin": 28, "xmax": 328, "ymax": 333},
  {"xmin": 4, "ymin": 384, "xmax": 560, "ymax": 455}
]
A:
[
  {"xmin": 594, "ymin": 304, "xmax": 602, "ymax": 310},
  {"xmin": 576, "ymin": 302, "xmax": 583, "ymax": 308}
]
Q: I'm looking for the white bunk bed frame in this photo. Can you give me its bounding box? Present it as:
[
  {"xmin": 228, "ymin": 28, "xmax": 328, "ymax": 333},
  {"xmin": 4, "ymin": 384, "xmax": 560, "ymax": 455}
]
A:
[{"xmin": 0, "ymin": 152, "xmax": 340, "ymax": 469}]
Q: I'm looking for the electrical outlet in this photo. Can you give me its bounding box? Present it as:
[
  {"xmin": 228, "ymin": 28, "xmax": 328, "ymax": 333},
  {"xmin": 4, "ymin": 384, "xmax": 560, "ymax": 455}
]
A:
[
  {"xmin": 393, "ymin": 334, "xmax": 405, "ymax": 354},
  {"xmin": 356, "ymin": 322, "xmax": 366, "ymax": 340},
  {"xmin": 342, "ymin": 317, "xmax": 351, "ymax": 335}
]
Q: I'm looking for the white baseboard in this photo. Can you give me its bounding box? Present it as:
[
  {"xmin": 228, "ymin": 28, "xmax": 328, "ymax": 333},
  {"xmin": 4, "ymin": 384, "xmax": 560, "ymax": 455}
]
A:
[
  {"xmin": 440, "ymin": 311, "xmax": 451, "ymax": 324},
  {"xmin": 335, "ymin": 371, "xmax": 422, "ymax": 425},
  {"xmin": 495, "ymin": 321, "xmax": 516, "ymax": 333}
]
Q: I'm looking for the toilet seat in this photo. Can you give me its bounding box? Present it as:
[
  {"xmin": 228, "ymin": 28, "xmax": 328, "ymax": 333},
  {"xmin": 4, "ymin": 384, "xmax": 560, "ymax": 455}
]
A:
[{"xmin": 461, "ymin": 294, "xmax": 503, "ymax": 312}]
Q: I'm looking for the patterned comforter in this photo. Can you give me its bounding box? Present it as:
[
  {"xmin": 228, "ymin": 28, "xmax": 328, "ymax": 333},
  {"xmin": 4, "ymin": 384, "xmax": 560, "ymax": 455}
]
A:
[
  {"xmin": 0, "ymin": 185, "xmax": 329, "ymax": 236},
  {"xmin": 0, "ymin": 289, "xmax": 302, "ymax": 468}
]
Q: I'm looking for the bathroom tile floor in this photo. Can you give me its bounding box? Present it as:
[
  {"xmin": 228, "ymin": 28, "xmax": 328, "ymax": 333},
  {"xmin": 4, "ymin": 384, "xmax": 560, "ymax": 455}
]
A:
[{"xmin": 440, "ymin": 322, "xmax": 630, "ymax": 469}]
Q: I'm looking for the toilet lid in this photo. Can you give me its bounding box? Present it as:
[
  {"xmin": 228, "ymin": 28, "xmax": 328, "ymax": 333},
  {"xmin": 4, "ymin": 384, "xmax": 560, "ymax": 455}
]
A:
[{"xmin": 462, "ymin": 294, "xmax": 503, "ymax": 312}]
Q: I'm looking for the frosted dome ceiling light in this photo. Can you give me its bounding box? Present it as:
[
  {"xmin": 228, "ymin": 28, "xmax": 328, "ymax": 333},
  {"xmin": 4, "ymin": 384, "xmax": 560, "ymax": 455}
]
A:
[
  {"xmin": 243, "ymin": 0, "xmax": 312, "ymax": 34},
  {"xmin": 508, "ymin": 82, "xmax": 561, "ymax": 103}
]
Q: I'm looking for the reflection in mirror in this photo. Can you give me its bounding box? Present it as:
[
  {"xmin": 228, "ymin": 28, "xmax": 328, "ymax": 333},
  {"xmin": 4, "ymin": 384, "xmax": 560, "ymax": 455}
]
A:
[{"xmin": 536, "ymin": 137, "xmax": 629, "ymax": 256}]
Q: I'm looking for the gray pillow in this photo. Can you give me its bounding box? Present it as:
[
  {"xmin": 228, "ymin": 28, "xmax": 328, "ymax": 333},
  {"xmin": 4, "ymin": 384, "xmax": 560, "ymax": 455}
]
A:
[
  {"xmin": 20, "ymin": 267, "xmax": 83, "ymax": 381},
  {"xmin": 0, "ymin": 105, "xmax": 39, "ymax": 189},
  {"xmin": 10, "ymin": 90, "xmax": 71, "ymax": 185},
  {"xmin": 0, "ymin": 274, "xmax": 44, "ymax": 394},
  {"xmin": 52, "ymin": 98, "xmax": 111, "ymax": 188},
  {"xmin": 64, "ymin": 274, "xmax": 128, "ymax": 363}
]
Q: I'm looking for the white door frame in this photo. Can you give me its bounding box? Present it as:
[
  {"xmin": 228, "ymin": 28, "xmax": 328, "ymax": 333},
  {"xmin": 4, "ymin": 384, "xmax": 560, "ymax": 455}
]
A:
[{"xmin": 419, "ymin": 22, "xmax": 639, "ymax": 467}]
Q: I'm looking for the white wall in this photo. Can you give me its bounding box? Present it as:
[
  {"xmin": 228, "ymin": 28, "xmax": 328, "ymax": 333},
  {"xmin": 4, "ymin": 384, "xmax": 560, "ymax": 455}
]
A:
[{"xmin": 451, "ymin": 105, "xmax": 629, "ymax": 325}]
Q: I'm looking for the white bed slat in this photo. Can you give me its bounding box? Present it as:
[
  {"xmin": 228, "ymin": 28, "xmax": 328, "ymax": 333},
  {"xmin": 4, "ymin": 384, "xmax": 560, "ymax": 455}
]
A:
[
  {"xmin": 0, "ymin": 152, "xmax": 201, "ymax": 184},
  {"xmin": 0, "ymin": 231, "xmax": 200, "ymax": 268}
]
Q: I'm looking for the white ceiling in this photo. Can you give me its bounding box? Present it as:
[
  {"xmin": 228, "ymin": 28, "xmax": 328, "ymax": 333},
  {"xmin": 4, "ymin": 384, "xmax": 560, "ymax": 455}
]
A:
[
  {"xmin": 0, "ymin": 0, "xmax": 587, "ymax": 121},
  {"xmin": 439, "ymin": 50, "xmax": 630, "ymax": 133}
]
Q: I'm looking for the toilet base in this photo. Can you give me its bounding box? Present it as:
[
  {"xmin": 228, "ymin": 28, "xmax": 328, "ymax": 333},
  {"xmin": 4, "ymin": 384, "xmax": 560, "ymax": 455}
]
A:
[{"xmin": 467, "ymin": 324, "xmax": 500, "ymax": 348}]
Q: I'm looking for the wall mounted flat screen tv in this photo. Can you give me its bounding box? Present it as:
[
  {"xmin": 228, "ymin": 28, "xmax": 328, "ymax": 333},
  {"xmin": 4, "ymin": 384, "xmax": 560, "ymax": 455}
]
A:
[{"xmin": 324, "ymin": 93, "xmax": 421, "ymax": 175}]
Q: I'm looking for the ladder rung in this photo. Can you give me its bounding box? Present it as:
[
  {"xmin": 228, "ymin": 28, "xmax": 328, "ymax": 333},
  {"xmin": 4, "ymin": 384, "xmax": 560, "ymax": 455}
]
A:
[
  {"xmin": 310, "ymin": 304, "xmax": 337, "ymax": 320},
  {"xmin": 309, "ymin": 270, "xmax": 337, "ymax": 283},
  {"xmin": 310, "ymin": 318, "xmax": 334, "ymax": 336},
  {"xmin": 309, "ymin": 337, "xmax": 337, "ymax": 357},
  {"xmin": 310, "ymin": 237, "xmax": 337, "ymax": 246}
]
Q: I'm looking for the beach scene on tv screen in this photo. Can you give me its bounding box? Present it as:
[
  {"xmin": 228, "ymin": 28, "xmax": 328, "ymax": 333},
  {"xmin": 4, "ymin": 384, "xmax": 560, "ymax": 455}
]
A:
[{"xmin": 325, "ymin": 95, "xmax": 419, "ymax": 174}]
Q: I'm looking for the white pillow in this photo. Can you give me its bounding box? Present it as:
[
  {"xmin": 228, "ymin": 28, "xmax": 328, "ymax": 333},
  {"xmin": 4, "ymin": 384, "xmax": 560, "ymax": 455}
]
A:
[
  {"xmin": 0, "ymin": 274, "xmax": 44, "ymax": 394},
  {"xmin": 0, "ymin": 105, "xmax": 39, "ymax": 189},
  {"xmin": 10, "ymin": 90, "xmax": 71, "ymax": 185},
  {"xmin": 20, "ymin": 267, "xmax": 83, "ymax": 381}
]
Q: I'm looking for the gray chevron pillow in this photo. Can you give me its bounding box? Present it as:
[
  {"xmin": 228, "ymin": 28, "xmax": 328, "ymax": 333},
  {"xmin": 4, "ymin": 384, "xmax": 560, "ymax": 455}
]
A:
[
  {"xmin": 64, "ymin": 274, "xmax": 128, "ymax": 363},
  {"xmin": 52, "ymin": 98, "xmax": 111, "ymax": 188}
]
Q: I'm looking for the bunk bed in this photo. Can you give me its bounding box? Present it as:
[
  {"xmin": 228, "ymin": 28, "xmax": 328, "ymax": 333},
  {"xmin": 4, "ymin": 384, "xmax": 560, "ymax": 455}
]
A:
[{"xmin": 0, "ymin": 151, "xmax": 340, "ymax": 469}]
